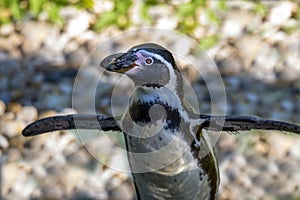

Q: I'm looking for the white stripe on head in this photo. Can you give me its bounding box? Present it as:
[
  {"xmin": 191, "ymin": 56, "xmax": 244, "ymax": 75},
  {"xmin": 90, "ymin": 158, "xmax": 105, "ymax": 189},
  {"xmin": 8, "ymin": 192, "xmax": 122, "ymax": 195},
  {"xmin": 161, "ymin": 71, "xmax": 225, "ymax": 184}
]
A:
[{"xmin": 137, "ymin": 50, "xmax": 178, "ymax": 92}]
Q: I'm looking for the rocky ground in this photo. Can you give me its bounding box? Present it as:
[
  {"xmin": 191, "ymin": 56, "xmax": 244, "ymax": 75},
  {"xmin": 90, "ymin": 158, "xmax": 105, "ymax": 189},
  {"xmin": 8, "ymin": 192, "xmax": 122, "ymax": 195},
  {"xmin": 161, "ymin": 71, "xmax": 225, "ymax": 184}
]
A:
[{"xmin": 0, "ymin": 1, "xmax": 300, "ymax": 200}]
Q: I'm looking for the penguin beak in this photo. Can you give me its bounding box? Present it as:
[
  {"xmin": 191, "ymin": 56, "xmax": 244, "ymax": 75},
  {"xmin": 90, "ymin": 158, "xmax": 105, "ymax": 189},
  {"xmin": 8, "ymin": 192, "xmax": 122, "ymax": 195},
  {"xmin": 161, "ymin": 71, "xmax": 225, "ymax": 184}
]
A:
[{"xmin": 100, "ymin": 52, "xmax": 139, "ymax": 73}]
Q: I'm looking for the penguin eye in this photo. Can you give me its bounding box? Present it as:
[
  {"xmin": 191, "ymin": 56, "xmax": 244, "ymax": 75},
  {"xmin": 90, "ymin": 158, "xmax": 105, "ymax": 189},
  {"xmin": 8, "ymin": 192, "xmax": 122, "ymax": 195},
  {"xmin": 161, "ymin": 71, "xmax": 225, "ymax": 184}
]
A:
[{"xmin": 144, "ymin": 57, "xmax": 154, "ymax": 65}]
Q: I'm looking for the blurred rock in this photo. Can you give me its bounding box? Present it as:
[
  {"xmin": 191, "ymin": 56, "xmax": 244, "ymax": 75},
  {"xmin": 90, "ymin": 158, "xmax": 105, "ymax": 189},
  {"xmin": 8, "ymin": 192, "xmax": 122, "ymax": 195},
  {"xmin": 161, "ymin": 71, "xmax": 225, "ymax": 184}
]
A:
[
  {"xmin": 65, "ymin": 12, "xmax": 91, "ymax": 38},
  {"xmin": 217, "ymin": 55, "xmax": 243, "ymax": 75},
  {"xmin": 60, "ymin": 166, "xmax": 87, "ymax": 194},
  {"xmin": 65, "ymin": 47, "xmax": 88, "ymax": 68},
  {"xmin": 41, "ymin": 182, "xmax": 65, "ymax": 200},
  {"xmin": 3, "ymin": 163, "xmax": 35, "ymax": 199},
  {"xmin": 16, "ymin": 106, "xmax": 38, "ymax": 122},
  {"xmin": 0, "ymin": 59, "xmax": 19, "ymax": 75},
  {"xmin": 21, "ymin": 22, "xmax": 59, "ymax": 54},
  {"xmin": 0, "ymin": 118, "xmax": 24, "ymax": 138},
  {"xmin": 67, "ymin": 147, "xmax": 91, "ymax": 167},
  {"xmin": 0, "ymin": 98, "xmax": 6, "ymax": 115},
  {"xmin": 8, "ymin": 102, "xmax": 23, "ymax": 114},
  {"xmin": 0, "ymin": 134, "xmax": 9, "ymax": 149},
  {"xmin": 268, "ymin": 1, "xmax": 296, "ymax": 26},
  {"xmin": 39, "ymin": 110, "xmax": 58, "ymax": 118},
  {"xmin": 172, "ymin": 37, "xmax": 192, "ymax": 57},
  {"xmin": 236, "ymin": 36, "xmax": 262, "ymax": 68},
  {"xmin": 223, "ymin": 18, "xmax": 244, "ymax": 39},
  {"xmin": 156, "ymin": 16, "xmax": 178, "ymax": 30},
  {"xmin": 58, "ymin": 78, "xmax": 73, "ymax": 95},
  {"xmin": 37, "ymin": 93, "xmax": 71, "ymax": 111},
  {"xmin": 0, "ymin": 23, "xmax": 14, "ymax": 36},
  {"xmin": 109, "ymin": 181, "xmax": 135, "ymax": 200}
]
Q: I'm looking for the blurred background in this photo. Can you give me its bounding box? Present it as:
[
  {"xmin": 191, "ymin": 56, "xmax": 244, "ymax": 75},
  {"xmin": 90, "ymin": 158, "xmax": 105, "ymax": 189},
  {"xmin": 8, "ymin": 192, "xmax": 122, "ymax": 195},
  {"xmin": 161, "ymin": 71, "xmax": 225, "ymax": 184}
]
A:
[{"xmin": 0, "ymin": 0, "xmax": 300, "ymax": 199}]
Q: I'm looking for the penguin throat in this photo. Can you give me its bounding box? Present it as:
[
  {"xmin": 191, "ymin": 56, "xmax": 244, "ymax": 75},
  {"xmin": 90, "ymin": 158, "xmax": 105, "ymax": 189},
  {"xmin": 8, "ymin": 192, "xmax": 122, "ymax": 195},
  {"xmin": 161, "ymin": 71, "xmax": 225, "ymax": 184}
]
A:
[{"xmin": 142, "ymin": 83, "xmax": 164, "ymax": 88}]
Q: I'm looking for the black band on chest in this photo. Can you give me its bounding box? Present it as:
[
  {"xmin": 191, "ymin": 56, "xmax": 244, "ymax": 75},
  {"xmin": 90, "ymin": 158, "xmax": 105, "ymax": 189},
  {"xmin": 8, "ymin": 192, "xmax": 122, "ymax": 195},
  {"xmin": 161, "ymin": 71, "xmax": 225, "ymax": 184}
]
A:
[{"xmin": 129, "ymin": 100, "xmax": 181, "ymax": 131}]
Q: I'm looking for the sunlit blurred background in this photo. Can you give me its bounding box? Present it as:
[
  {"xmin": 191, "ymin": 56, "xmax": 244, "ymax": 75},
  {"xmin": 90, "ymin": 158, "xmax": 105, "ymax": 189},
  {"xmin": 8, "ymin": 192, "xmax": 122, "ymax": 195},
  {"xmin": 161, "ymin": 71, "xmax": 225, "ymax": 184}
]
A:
[{"xmin": 0, "ymin": 0, "xmax": 300, "ymax": 199}]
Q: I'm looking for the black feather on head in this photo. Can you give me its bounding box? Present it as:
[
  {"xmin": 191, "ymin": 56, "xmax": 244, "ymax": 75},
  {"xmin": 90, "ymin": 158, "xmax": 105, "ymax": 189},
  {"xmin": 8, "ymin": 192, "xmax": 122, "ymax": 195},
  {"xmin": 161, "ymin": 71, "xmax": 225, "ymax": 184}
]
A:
[{"xmin": 129, "ymin": 43, "xmax": 179, "ymax": 71}]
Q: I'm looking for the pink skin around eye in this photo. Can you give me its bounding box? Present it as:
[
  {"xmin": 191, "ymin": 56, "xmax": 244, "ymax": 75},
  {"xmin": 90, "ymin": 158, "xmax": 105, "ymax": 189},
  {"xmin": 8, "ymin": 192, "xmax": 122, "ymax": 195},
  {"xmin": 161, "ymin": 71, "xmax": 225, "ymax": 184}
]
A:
[
  {"xmin": 135, "ymin": 52, "xmax": 147, "ymax": 65},
  {"xmin": 125, "ymin": 52, "xmax": 145, "ymax": 75}
]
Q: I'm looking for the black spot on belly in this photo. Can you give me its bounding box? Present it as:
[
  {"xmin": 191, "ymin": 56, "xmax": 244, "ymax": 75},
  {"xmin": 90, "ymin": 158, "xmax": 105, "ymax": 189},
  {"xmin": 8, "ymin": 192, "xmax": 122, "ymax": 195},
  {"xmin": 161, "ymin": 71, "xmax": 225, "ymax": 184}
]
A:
[{"xmin": 199, "ymin": 172, "xmax": 203, "ymax": 181}]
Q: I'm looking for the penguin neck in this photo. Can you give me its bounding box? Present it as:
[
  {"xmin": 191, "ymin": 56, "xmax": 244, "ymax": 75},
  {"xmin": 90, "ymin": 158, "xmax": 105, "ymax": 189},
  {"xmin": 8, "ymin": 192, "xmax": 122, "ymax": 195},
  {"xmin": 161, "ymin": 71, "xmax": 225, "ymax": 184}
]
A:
[
  {"xmin": 130, "ymin": 85, "xmax": 182, "ymax": 111},
  {"xmin": 131, "ymin": 68, "xmax": 184, "ymax": 108}
]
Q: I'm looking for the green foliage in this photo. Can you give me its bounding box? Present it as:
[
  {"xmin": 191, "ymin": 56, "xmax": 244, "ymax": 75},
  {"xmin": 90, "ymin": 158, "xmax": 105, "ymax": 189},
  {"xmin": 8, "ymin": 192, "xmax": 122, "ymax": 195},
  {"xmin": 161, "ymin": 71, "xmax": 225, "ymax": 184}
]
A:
[
  {"xmin": 140, "ymin": 3, "xmax": 152, "ymax": 24},
  {"xmin": 176, "ymin": 1, "xmax": 202, "ymax": 34},
  {"xmin": 217, "ymin": 0, "xmax": 228, "ymax": 11},
  {"xmin": 93, "ymin": 0, "xmax": 132, "ymax": 31},
  {"xmin": 45, "ymin": 2, "xmax": 64, "ymax": 26},
  {"xmin": 205, "ymin": 9, "xmax": 220, "ymax": 25},
  {"xmin": 199, "ymin": 34, "xmax": 220, "ymax": 50},
  {"xmin": 251, "ymin": 1, "xmax": 268, "ymax": 18},
  {"xmin": 10, "ymin": 0, "xmax": 23, "ymax": 20},
  {"xmin": 296, "ymin": 8, "xmax": 300, "ymax": 20},
  {"xmin": 281, "ymin": 23, "xmax": 299, "ymax": 34},
  {"xmin": 29, "ymin": 0, "xmax": 46, "ymax": 17},
  {"xmin": 0, "ymin": 0, "xmax": 228, "ymax": 50},
  {"xmin": 0, "ymin": 0, "xmax": 94, "ymax": 25},
  {"xmin": 139, "ymin": 0, "xmax": 171, "ymax": 24}
]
